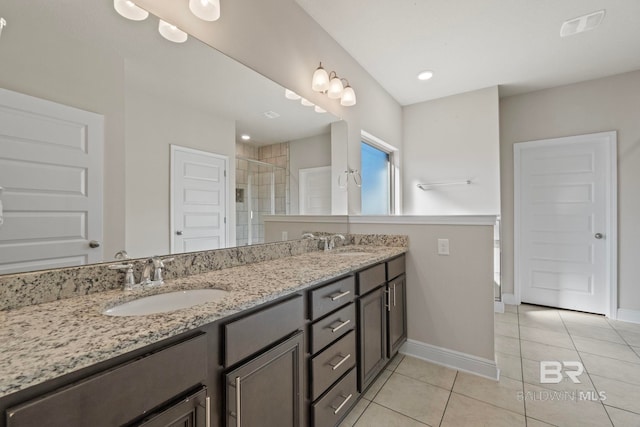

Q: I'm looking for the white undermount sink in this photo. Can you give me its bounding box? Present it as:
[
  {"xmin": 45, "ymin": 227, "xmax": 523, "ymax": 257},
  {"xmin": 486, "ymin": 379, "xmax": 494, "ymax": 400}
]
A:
[{"xmin": 103, "ymin": 289, "xmax": 228, "ymax": 317}]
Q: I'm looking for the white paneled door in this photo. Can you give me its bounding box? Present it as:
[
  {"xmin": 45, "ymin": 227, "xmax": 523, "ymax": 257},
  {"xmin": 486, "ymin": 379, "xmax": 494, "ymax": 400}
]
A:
[
  {"xmin": 514, "ymin": 132, "xmax": 617, "ymax": 315},
  {"xmin": 299, "ymin": 166, "xmax": 331, "ymax": 215},
  {"xmin": 171, "ymin": 145, "xmax": 227, "ymax": 253},
  {"xmin": 0, "ymin": 88, "xmax": 104, "ymax": 274}
]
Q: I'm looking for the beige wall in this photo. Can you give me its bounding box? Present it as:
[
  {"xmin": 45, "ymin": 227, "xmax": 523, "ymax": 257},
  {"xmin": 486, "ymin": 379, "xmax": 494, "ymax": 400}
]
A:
[
  {"xmin": 402, "ymin": 87, "xmax": 501, "ymax": 215},
  {"xmin": 500, "ymin": 70, "xmax": 640, "ymax": 312},
  {"xmin": 124, "ymin": 82, "xmax": 236, "ymax": 257},
  {"xmin": 0, "ymin": 11, "xmax": 126, "ymax": 259},
  {"xmin": 136, "ymin": 0, "xmax": 404, "ymax": 217}
]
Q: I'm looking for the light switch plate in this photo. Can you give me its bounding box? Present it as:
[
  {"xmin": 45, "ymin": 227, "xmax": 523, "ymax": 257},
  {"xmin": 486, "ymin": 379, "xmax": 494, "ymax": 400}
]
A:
[{"xmin": 437, "ymin": 238, "xmax": 450, "ymax": 255}]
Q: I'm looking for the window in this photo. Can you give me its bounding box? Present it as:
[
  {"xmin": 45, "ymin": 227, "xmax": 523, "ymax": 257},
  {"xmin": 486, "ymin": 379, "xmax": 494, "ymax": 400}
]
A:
[{"xmin": 361, "ymin": 141, "xmax": 391, "ymax": 214}]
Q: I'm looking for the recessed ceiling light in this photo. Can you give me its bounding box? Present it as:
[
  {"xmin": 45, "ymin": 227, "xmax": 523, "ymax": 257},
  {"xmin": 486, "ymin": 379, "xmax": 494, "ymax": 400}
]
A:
[
  {"xmin": 240, "ymin": 134, "xmax": 250, "ymax": 141},
  {"xmin": 560, "ymin": 10, "xmax": 605, "ymax": 37},
  {"xmin": 417, "ymin": 70, "xmax": 434, "ymax": 81}
]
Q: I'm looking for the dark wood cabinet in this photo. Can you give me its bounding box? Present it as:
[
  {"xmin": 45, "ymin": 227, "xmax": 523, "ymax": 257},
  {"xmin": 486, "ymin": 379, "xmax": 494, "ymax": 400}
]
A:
[
  {"xmin": 135, "ymin": 387, "xmax": 208, "ymax": 427},
  {"xmin": 357, "ymin": 286, "xmax": 388, "ymax": 391},
  {"xmin": 225, "ymin": 332, "xmax": 304, "ymax": 427},
  {"xmin": 387, "ymin": 274, "xmax": 407, "ymax": 357}
]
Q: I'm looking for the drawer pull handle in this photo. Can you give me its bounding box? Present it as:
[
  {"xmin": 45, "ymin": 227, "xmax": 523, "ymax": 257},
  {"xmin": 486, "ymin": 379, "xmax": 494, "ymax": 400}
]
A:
[
  {"xmin": 206, "ymin": 396, "xmax": 211, "ymax": 427},
  {"xmin": 235, "ymin": 376, "xmax": 242, "ymax": 427},
  {"xmin": 329, "ymin": 290, "xmax": 351, "ymax": 301},
  {"xmin": 329, "ymin": 319, "xmax": 351, "ymax": 333},
  {"xmin": 332, "ymin": 393, "xmax": 353, "ymax": 414},
  {"xmin": 329, "ymin": 353, "xmax": 351, "ymax": 370}
]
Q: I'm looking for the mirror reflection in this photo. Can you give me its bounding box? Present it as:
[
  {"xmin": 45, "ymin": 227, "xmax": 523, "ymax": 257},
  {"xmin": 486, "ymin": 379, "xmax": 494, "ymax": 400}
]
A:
[{"xmin": 0, "ymin": 0, "xmax": 347, "ymax": 275}]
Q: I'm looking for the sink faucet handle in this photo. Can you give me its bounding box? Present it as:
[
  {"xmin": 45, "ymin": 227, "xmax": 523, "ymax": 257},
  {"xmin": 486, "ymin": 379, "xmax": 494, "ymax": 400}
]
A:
[
  {"xmin": 302, "ymin": 233, "xmax": 315, "ymax": 239},
  {"xmin": 109, "ymin": 263, "xmax": 137, "ymax": 290},
  {"xmin": 114, "ymin": 250, "xmax": 130, "ymax": 260},
  {"xmin": 150, "ymin": 256, "xmax": 174, "ymax": 284}
]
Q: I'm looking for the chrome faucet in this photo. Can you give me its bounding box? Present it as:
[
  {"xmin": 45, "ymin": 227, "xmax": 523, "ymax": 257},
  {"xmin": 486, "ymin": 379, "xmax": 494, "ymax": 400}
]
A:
[
  {"xmin": 109, "ymin": 255, "xmax": 174, "ymax": 291},
  {"xmin": 328, "ymin": 234, "xmax": 346, "ymax": 250}
]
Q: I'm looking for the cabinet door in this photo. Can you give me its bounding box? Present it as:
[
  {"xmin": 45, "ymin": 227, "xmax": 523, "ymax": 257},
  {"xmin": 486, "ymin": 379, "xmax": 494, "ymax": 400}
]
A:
[
  {"xmin": 225, "ymin": 332, "xmax": 304, "ymax": 427},
  {"xmin": 357, "ymin": 286, "xmax": 388, "ymax": 391},
  {"xmin": 388, "ymin": 275, "xmax": 407, "ymax": 357},
  {"xmin": 135, "ymin": 388, "xmax": 208, "ymax": 427}
]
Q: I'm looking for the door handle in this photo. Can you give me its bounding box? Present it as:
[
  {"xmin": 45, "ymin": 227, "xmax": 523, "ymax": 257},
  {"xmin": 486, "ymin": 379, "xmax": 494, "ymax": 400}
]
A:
[
  {"xmin": 235, "ymin": 376, "xmax": 241, "ymax": 427},
  {"xmin": 89, "ymin": 240, "xmax": 100, "ymax": 248},
  {"xmin": 176, "ymin": 230, "xmax": 183, "ymax": 236},
  {"xmin": 594, "ymin": 233, "xmax": 604, "ymax": 239}
]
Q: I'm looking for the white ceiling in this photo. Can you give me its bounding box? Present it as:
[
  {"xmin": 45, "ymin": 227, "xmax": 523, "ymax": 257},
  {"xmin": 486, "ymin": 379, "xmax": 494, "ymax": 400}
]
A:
[{"xmin": 295, "ymin": 0, "xmax": 640, "ymax": 106}]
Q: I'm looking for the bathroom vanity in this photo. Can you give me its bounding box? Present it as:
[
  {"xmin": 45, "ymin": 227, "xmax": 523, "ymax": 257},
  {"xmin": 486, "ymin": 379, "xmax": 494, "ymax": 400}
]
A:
[{"xmin": 0, "ymin": 245, "xmax": 407, "ymax": 427}]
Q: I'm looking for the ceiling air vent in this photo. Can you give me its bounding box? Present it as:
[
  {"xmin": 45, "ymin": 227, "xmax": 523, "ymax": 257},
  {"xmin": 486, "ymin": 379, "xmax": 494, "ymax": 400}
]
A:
[
  {"xmin": 263, "ymin": 111, "xmax": 280, "ymax": 119},
  {"xmin": 560, "ymin": 10, "xmax": 605, "ymax": 37}
]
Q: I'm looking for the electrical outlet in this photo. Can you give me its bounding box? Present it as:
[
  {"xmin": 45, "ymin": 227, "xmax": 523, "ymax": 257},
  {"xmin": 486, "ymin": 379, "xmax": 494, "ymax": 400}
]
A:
[
  {"xmin": 282, "ymin": 231, "xmax": 288, "ymax": 241},
  {"xmin": 437, "ymin": 238, "xmax": 450, "ymax": 255}
]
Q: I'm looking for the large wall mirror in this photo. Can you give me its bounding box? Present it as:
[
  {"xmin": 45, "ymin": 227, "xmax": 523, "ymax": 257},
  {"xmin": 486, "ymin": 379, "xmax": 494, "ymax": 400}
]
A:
[{"xmin": 0, "ymin": 0, "xmax": 349, "ymax": 275}]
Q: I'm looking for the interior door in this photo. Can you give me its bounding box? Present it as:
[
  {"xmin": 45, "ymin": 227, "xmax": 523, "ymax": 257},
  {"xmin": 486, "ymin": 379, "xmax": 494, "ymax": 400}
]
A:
[
  {"xmin": 299, "ymin": 166, "xmax": 331, "ymax": 214},
  {"xmin": 171, "ymin": 145, "xmax": 227, "ymax": 253},
  {"xmin": 514, "ymin": 132, "xmax": 616, "ymax": 315},
  {"xmin": 0, "ymin": 88, "xmax": 103, "ymax": 274}
]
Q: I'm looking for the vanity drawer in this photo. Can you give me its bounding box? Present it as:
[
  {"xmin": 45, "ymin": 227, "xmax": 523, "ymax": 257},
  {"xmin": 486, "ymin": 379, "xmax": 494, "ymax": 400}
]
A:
[
  {"xmin": 312, "ymin": 368, "xmax": 358, "ymax": 427},
  {"xmin": 309, "ymin": 276, "xmax": 355, "ymax": 320},
  {"xmin": 310, "ymin": 330, "xmax": 356, "ymax": 400},
  {"xmin": 224, "ymin": 295, "xmax": 304, "ymax": 367},
  {"xmin": 310, "ymin": 303, "xmax": 356, "ymax": 354},
  {"xmin": 357, "ymin": 263, "xmax": 386, "ymax": 295},
  {"xmin": 387, "ymin": 254, "xmax": 405, "ymax": 281},
  {"xmin": 6, "ymin": 334, "xmax": 207, "ymax": 427}
]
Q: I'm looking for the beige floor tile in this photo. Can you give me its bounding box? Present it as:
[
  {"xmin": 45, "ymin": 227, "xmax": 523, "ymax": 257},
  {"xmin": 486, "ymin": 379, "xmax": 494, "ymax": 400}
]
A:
[
  {"xmin": 522, "ymin": 383, "xmax": 613, "ymax": 427},
  {"xmin": 522, "ymin": 358, "xmax": 596, "ymax": 393},
  {"xmin": 564, "ymin": 321, "xmax": 626, "ymax": 345},
  {"xmin": 354, "ymin": 402, "xmax": 428, "ymax": 427},
  {"xmin": 518, "ymin": 312, "xmax": 565, "ymax": 331},
  {"xmin": 572, "ymin": 336, "xmax": 640, "ymax": 364},
  {"xmin": 520, "ymin": 340, "xmax": 580, "ymax": 363},
  {"xmin": 364, "ymin": 369, "xmax": 392, "ymax": 400},
  {"xmin": 495, "ymin": 311, "xmax": 519, "ymax": 324},
  {"xmin": 519, "ymin": 304, "xmax": 557, "ymax": 313},
  {"xmin": 519, "ymin": 325, "xmax": 575, "ymax": 349},
  {"xmin": 440, "ymin": 392, "xmax": 525, "ymax": 427},
  {"xmin": 590, "ymin": 374, "xmax": 640, "ymax": 415},
  {"xmin": 633, "ymin": 347, "xmax": 640, "ymax": 357},
  {"xmin": 617, "ymin": 330, "xmax": 640, "ymax": 348},
  {"xmin": 395, "ymin": 356, "xmax": 457, "ymax": 390},
  {"xmin": 373, "ymin": 373, "xmax": 450, "ymax": 426},
  {"xmin": 607, "ymin": 319, "xmax": 640, "ymax": 335},
  {"xmin": 558, "ymin": 310, "xmax": 610, "ymax": 328},
  {"xmin": 496, "ymin": 351, "xmax": 523, "ymax": 381},
  {"xmin": 496, "ymin": 334, "xmax": 521, "ymax": 357},
  {"xmin": 526, "ymin": 417, "xmax": 557, "ymax": 427},
  {"xmin": 452, "ymin": 372, "xmax": 524, "ymax": 415},
  {"xmin": 386, "ymin": 353, "xmax": 405, "ymax": 371},
  {"xmin": 604, "ymin": 405, "xmax": 640, "ymax": 427},
  {"xmin": 504, "ymin": 304, "xmax": 518, "ymax": 313},
  {"xmin": 581, "ymin": 353, "xmax": 640, "ymax": 385},
  {"xmin": 339, "ymin": 397, "xmax": 370, "ymax": 427},
  {"xmin": 495, "ymin": 320, "xmax": 520, "ymax": 338}
]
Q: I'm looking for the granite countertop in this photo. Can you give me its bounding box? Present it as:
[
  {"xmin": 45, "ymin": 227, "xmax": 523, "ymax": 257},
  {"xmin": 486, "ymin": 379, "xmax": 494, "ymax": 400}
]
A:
[{"xmin": 0, "ymin": 245, "xmax": 406, "ymax": 398}]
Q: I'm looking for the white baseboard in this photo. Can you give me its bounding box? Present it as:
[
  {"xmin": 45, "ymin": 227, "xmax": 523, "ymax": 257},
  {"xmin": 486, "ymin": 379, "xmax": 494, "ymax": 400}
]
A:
[
  {"xmin": 494, "ymin": 301, "xmax": 504, "ymax": 313},
  {"xmin": 617, "ymin": 308, "xmax": 640, "ymax": 324},
  {"xmin": 400, "ymin": 339, "xmax": 499, "ymax": 381},
  {"xmin": 502, "ymin": 293, "xmax": 518, "ymax": 305}
]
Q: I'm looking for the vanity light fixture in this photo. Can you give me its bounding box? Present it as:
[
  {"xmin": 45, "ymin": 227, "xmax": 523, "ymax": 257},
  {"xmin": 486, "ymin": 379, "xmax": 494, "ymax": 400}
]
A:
[
  {"xmin": 311, "ymin": 62, "xmax": 356, "ymax": 106},
  {"xmin": 189, "ymin": 0, "xmax": 221, "ymax": 22},
  {"xmin": 417, "ymin": 70, "xmax": 434, "ymax": 81},
  {"xmin": 113, "ymin": 0, "xmax": 149, "ymax": 21},
  {"xmin": 158, "ymin": 20, "xmax": 188, "ymax": 43},
  {"xmin": 300, "ymin": 98, "xmax": 314, "ymax": 107},
  {"xmin": 284, "ymin": 89, "xmax": 301, "ymax": 100}
]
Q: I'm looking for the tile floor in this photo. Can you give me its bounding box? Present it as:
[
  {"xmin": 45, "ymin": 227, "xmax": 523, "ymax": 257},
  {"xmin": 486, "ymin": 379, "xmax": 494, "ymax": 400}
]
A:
[{"xmin": 340, "ymin": 304, "xmax": 640, "ymax": 426}]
